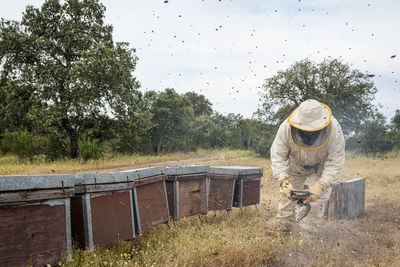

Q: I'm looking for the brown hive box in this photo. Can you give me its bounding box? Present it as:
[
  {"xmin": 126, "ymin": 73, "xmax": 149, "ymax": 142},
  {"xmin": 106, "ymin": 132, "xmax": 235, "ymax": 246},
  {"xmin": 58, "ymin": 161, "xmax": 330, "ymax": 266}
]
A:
[
  {"xmin": 165, "ymin": 166, "xmax": 209, "ymax": 220},
  {"xmin": 71, "ymin": 171, "xmax": 136, "ymax": 249},
  {"xmin": 210, "ymin": 166, "xmax": 263, "ymax": 208},
  {"xmin": 0, "ymin": 174, "xmax": 74, "ymax": 267},
  {"xmin": 132, "ymin": 166, "xmax": 169, "ymax": 234},
  {"xmin": 324, "ymin": 178, "xmax": 365, "ymax": 220},
  {"xmin": 208, "ymin": 167, "xmax": 236, "ymax": 211}
]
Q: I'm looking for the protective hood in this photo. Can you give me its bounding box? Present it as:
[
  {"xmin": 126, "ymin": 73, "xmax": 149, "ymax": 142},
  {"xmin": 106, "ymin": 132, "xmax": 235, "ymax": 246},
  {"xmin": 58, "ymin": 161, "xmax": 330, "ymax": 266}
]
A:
[{"xmin": 290, "ymin": 123, "xmax": 332, "ymax": 150}]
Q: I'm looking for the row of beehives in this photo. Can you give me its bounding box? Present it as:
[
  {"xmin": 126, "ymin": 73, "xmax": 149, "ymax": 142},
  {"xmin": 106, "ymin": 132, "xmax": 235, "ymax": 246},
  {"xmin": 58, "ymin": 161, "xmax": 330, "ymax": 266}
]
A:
[{"xmin": 0, "ymin": 165, "xmax": 262, "ymax": 267}]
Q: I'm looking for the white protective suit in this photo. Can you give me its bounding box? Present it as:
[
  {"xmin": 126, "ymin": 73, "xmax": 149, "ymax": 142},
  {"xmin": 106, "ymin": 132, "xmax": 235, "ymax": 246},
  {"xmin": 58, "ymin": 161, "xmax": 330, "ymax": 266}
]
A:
[{"xmin": 271, "ymin": 116, "xmax": 345, "ymax": 232}]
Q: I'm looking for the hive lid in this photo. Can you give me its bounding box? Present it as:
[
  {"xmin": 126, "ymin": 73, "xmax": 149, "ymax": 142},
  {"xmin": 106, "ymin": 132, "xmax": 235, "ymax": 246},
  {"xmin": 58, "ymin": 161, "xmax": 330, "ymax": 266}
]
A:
[
  {"xmin": 210, "ymin": 166, "xmax": 263, "ymax": 176},
  {"xmin": 343, "ymin": 178, "xmax": 365, "ymax": 183},
  {"xmin": 166, "ymin": 165, "xmax": 210, "ymax": 175},
  {"xmin": 74, "ymin": 170, "xmax": 137, "ymax": 185},
  {"xmin": 0, "ymin": 174, "xmax": 75, "ymax": 192},
  {"xmin": 134, "ymin": 166, "xmax": 166, "ymax": 179}
]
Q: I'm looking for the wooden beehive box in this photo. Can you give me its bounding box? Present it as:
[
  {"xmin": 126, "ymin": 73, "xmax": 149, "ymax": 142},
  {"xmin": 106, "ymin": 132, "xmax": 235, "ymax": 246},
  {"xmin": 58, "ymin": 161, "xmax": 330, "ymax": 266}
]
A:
[
  {"xmin": 208, "ymin": 167, "xmax": 237, "ymax": 211},
  {"xmin": 211, "ymin": 166, "xmax": 263, "ymax": 208},
  {"xmin": 70, "ymin": 171, "xmax": 136, "ymax": 249},
  {"xmin": 0, "ymin": 174, "xmax": 74, "ymax": 267},
  {"xmin": 132, "ymin": 166, "xmax": 169, "ymax": 234},
  {"xmin": 165, "ymin": 166, "xmax": 209, "ymax": 220},
  {"xmin": 325, "ymin": 178, "xmax": 366, "ymax": 220}
]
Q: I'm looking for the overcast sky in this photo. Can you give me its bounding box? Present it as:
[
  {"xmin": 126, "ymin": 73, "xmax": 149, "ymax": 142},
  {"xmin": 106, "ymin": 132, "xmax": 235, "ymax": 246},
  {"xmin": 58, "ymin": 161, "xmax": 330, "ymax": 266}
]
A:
[{"xmin": 1, "ymin": 0, "xmax": 399, "ymax": 120}]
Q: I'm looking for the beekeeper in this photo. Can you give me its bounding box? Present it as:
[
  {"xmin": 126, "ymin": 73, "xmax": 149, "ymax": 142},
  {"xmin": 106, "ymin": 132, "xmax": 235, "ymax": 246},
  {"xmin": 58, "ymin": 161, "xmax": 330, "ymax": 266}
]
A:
[{"xmin": 270, "ymin": 99, "xmax": 345, "ymax": 232}]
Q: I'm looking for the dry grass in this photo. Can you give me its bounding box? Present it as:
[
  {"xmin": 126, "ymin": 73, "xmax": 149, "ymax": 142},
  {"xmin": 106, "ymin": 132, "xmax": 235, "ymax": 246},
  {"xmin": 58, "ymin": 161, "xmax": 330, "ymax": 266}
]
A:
[
  {"xmin": 0, "ymin": 149, "xmax": 255, "ymax": 176},
  {"xmin": 3, "ymin": 150, "xmax": 398, "ymax": 266}
]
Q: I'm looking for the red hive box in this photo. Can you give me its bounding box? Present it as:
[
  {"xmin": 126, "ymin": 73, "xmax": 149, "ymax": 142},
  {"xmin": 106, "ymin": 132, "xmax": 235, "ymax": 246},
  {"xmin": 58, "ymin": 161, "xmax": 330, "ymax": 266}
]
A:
[
  {"xmin": 132, "ymin": 167, "xmax": 169, "ymax": 233},
  {"xmin": 0, "ymin": 175, "xmax": 74, "ymax": 267},
  {"xmin": 70, "ymin": 171, "xmax": 136, "ymax": 249},
  {"xmin": 165, "ymin": 166, "xmax": 209, "ymax": 220}
]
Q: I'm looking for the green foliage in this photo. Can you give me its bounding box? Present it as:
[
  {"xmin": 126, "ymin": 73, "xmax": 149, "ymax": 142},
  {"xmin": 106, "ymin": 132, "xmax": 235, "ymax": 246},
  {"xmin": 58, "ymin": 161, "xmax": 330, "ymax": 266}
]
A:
[
  {"xmin": 0, "ymin": 130, "xmax": 46, "ymax": 161},
  {"xmin": 0, "ymin": 0, "xmax": 139, "ymax": 158},
  {"xmin": 150, "ymin": 88, "xmax": 195, "ymax": 153},
  {"xmin": 258, "ymin": 58, "xmax": 377, "ymax": 135},
  {"xmin": 388, "ymin": 110, "xmax": 400, "ymax": 154},
  {"xmin": 183, "ymin": 91, "xmax": 213, "ymax": 117},
  {"xmin": 0, "ymin": 2, "xmax": 391, "ymax": 162},
  {"xmin": 391, "ymin": 109, "xmax": 400, "ymax": 131},
  {"xmin": 78, "ymin": 136, "xmax": 103, "ymax": 161},
  {"xmin": 351, "ymin": 113, "xmax": 393, "ymax": 156},
  {"xmin": 44, "ymin": 135, "xmax": 69, "ymax": 161}
]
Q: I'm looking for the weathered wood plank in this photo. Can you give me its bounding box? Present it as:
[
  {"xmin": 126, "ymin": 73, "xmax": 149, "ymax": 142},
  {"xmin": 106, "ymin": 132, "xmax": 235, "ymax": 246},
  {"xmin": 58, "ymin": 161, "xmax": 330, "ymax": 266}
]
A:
[
  {"xmin": 0, "ymin": 188, "xmax": 74, "ymax": 204},
  {"xmin": 0, "ymin": 200, "xmax": 68, "ymax": 267},
  {"xmin": 326, "ymin": 178, "xmax": 365, "ymax": 220},
  {"xmin": 90, "ymin": 191, "xmax": 134, "ymax": 248},
  {"xmin": 135, "ymin": 181, "xmax": 169, "ymax": 232},
  {"xmin": 343, "ymin": 178, "xmax": 365, "ymax": 218},
  {"xmin": 74, "ymin": 182, "xmax": 133, "ymax": 194},
  {"xmin": 241, "ymin": 179, "xmax": 261, "ymax": 207},
  {"xmin": 178, "ymin": 178, "xmax": 207, "ymax": 218},
  {"xmin": 208, "ymin": 178, "xmax": 235, "ymax": 211},
  {"xmin": 134, "ymin": 175, "xmax": 165, "ymax": 186}
]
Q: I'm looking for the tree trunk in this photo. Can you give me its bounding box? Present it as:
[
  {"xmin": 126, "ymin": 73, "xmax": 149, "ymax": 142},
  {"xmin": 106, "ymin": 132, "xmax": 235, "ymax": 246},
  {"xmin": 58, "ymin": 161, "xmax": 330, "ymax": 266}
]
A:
[
  {"xmin": 157, "ymin": 142, "xmax": 162, "ymax": 154},
  {"xmin": 62, "ymin": 117, "xmax": 79, "ymax": 158},
  {"xmin": 69, "ymin": 129, "xmax": 79, "ymax": 158}
]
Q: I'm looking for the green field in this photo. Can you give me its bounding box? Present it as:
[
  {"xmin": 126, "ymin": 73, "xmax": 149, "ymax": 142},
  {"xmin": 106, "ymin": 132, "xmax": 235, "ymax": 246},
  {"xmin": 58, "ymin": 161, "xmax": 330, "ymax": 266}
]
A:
[{"xmin": 2, "ymin": 150, "xmax": 399, "ymax": 266}]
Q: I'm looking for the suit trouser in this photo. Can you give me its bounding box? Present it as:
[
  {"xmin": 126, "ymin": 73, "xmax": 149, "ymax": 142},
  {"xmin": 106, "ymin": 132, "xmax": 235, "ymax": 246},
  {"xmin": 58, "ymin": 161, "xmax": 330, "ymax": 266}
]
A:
[{"xmin": 277, "ymin": 174, "xmax": 332, "ymax": 232}]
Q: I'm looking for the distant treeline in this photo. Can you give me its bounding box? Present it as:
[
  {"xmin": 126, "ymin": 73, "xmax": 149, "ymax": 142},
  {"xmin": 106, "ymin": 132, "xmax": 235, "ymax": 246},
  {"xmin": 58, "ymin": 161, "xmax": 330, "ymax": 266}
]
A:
[
  {"xmin": 0, "ymin": 89, "xmax": 274, "ymax": 161},
  {"xmin": 1, "ymin": 87, "xmax": 399, "ymax": 161},
  {"xmin": 0, "ymin": 0, "xmax": 399, "ymax": 161}
]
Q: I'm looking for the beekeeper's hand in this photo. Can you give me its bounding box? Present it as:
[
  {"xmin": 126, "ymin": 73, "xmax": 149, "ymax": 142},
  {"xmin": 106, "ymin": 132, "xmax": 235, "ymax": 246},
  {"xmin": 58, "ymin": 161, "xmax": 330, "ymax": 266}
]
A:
[
  {"xmin": 280, "ymin": 177, "xmax": 294, "ymax": 199},
  {"xmin": 303, "ymin": 181, "xmax": 327, "ymax": 204}
]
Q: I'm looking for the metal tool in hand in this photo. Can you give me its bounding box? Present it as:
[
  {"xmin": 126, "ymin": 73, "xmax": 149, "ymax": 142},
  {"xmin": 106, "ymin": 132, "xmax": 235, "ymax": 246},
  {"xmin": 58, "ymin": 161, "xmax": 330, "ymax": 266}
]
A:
[{"xmin": 290, "ymin": 190, "xmax": 314, "ymax": 222}]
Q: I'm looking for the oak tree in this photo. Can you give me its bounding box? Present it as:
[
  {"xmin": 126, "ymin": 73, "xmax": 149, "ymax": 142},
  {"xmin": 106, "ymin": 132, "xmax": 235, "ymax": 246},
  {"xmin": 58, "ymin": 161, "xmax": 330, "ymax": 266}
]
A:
[{"xmin": 0, "ymin": 0, "xmax": 139, "ymax": 157}]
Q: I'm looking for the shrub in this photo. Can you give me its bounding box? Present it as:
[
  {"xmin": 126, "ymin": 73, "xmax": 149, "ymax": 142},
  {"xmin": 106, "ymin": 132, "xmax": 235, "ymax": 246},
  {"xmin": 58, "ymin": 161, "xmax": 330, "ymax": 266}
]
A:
[
  {"xmin": 0, "ymin": 130, "xmax": 46, "ymax": 161},
  {"xmin": 78, "ymin": 136, "xmax": 103, "ymax": 161},
  {"xmin": 44, "ymin": 136, "xmax": 69, "ymax": 161}
]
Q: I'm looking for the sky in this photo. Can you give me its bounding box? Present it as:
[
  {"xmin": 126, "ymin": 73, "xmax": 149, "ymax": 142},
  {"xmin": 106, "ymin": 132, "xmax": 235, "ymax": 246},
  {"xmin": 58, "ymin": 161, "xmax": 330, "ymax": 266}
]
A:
[{"xmin": 1, "ymin": 0, "xmax": 399, "ymax": 120}]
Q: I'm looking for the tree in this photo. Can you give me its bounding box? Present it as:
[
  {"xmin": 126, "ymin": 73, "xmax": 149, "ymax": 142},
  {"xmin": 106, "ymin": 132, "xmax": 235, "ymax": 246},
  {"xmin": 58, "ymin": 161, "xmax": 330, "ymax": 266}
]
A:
[
  {"xmin": 258, "ymin": 58, "xmax": 377, "ymax": 135},
  {"xmin": 388, "ymin": 109, "xmax": 400, "ymax": 156},
  {"xmin": 391, "ymin": 109, "xmax": 400, "ymax": 131},
  {"xmin": 357, "ymin": 113, "xmax": 392, "ymax": 157},
  {"xmin": 183, "ymin": 91, "xmax": 213, "ymax": 117},
  {"xmin": 150, "ymin": 88, "xmax": 194, "ymax": 153},
  {"xmin": 112, "ymin": 90, "xmax": 155, "ymax": 154},
  {"xmin": 0, "ymin": 0, "xmax": 139, "ymax": 158}
]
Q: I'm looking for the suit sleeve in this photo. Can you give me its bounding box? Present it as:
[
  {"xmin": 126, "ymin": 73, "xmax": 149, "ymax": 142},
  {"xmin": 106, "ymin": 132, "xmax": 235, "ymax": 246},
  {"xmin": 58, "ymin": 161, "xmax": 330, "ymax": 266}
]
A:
[
  {"xmin": 270, "ymin": 122, "xmax": 291, "ymax": 181},
  {"xmin": 319, "ymin": 119, "xmax": 346, "ymax": 187}
]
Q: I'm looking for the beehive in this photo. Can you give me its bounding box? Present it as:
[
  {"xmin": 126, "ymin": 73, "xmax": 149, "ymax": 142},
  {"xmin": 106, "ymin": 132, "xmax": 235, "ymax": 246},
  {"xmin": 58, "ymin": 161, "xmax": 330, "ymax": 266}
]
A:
[
  {"xmin": 0, "ymin": 174, "xmax": 74, "ymax": 266},
  {"xmin": 325, "ymin": 178, "xmax": 366, "ymax": 220},
  {"xmin": 208, "ymin": 167, "xmax": 236, "ymax": 211},
  {"xmin": 165, "ymin": 166, "xmax": 209, "ymax": 219},
  {"xmin": 209, "ymin": 166, "xmax": 263, "ymax": 208},
  {"xmin": 70, "ymin": 171, "xmax": 136, "ymax": 249},
  {"xmin": 132, "ymin": 166, "xmax": 169, "ymax": 233}
]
